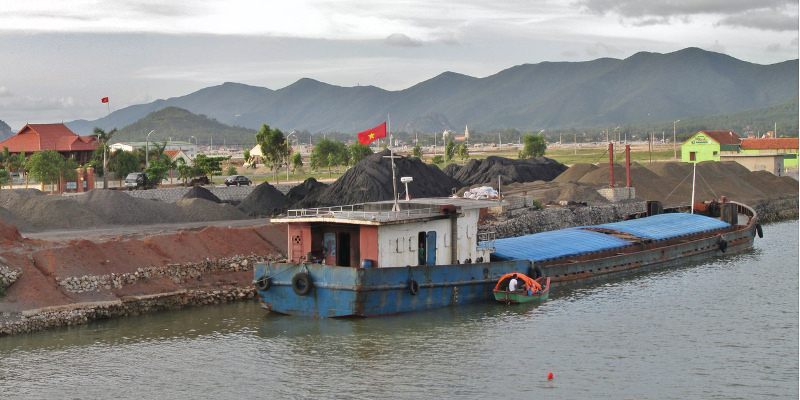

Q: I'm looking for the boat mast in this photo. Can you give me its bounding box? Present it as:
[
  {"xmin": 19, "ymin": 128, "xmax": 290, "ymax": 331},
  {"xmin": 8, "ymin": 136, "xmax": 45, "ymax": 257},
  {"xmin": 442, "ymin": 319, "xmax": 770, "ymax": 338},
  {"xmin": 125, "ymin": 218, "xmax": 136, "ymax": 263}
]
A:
[{"xmin": 691, "ymin": 162, "xmax": 697, "ymax": 213}]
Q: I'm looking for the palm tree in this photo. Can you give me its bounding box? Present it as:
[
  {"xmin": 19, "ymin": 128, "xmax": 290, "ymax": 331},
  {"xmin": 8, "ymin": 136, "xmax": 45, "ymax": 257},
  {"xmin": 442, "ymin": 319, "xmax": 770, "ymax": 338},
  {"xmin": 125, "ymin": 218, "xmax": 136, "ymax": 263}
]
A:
[{"xmin": 90, "ymin": 127, "xmax": 118, "ymax": 189}]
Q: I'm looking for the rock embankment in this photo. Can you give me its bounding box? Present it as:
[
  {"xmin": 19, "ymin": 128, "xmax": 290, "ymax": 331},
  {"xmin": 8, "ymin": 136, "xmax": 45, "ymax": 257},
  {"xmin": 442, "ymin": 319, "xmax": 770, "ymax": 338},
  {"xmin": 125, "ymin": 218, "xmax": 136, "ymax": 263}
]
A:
[
  {"xmin": 1, "ymin": 254, "xmax": 283, "ymax": 336},
  {"xmin": 2, "ymin": 287, "xmax": 257, "ymax": 336}
]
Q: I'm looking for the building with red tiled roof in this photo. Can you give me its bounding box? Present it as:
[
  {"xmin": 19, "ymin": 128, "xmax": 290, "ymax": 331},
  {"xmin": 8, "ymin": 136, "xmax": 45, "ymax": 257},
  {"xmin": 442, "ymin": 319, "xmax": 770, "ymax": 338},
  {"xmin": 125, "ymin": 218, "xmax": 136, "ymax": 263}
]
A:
[
  {"xmin": 740, "ymin": 137, "xmax": 799, "ymax": 167},
  {"xmin": 163, "ymin": 149, "xmax": 191, "ymax": 165},
  {"xmin": 0, "ymin": 123, "xmax": 98, "ymax": 165}
]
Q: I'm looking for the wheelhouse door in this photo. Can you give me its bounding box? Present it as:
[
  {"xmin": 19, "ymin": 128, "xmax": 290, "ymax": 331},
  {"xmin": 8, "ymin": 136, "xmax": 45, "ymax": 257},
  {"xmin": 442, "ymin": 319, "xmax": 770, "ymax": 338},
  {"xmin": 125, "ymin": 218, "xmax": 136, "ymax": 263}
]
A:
[{"xmin": 426, "ymin": 231, "xmax": 437, "ymax": 266}]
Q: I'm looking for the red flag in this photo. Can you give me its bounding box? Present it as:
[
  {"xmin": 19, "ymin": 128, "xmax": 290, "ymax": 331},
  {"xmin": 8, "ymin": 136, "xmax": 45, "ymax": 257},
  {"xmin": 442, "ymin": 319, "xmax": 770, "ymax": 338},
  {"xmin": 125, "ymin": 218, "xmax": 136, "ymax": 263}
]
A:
[
  {"xmin": 101, "ymin": 97, "xmax": 109, "ymax": 103},
  {"xmin": 357, "ymin": 122, "xmax": 387, "ymax": 145}
]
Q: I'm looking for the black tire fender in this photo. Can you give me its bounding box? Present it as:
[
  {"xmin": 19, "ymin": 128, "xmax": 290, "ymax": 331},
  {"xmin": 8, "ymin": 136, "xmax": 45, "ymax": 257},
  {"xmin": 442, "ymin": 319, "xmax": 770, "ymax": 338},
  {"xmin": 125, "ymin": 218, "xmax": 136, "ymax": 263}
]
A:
[
  {"xmin": 291, "ymin": 272, "xmax": 313, "ymax": 296},
  {"xmin": 529, "ymin": 266, "xmax": 544, "ymax": 279},
  {"xmin": 719, "ymin": 238, "xmax": 728, "ymax": 253},
  {"xmin": 408, "ymin": 279, "xmax": 420, "ymax": 295},
  {"xmin": 256, "ymin": 275, "xmax": 271, "ymax": 291},
  {"xmin": 756, "ymin": 223, "xmax": 764, "ymax": 239}
]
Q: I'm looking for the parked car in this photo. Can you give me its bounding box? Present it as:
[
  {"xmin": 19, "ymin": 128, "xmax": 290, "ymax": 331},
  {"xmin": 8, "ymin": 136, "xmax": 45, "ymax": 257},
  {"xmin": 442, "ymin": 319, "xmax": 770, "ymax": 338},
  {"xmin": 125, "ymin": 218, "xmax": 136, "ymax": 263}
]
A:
[
  {"xmin": 125, "ymin": 172, "xmax": 157, "ymax": 190},
  {"xmin": 186, "ymin": 176, "xmax": 210, "ymax": 186},
  {"xmin": 224, "ymin": 175, "xmax": 252, "ymax": 186}
]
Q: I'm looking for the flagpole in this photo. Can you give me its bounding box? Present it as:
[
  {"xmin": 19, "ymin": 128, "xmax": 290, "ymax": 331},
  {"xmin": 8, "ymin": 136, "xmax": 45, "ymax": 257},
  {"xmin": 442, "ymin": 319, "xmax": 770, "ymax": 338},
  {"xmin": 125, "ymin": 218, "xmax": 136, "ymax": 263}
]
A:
[{"xmin": 389, "ymin": 114, "xmax": 399, "ymax": 212}]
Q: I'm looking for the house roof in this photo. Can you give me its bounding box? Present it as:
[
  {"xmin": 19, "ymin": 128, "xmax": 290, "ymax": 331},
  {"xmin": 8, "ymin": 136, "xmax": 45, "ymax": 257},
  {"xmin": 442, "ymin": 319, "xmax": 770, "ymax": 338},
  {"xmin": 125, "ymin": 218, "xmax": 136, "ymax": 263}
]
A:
[
  {"xmin": 0, "ymin": 123, "xmax": 97, "ymax": 153},
  {"xmin": 740, "ymin": 138, "xmax": 799, "ymax": 150},
  {"xmin": 697, "ymin": 130, "xmax": 741, "ymax": 145},
  {"xmin": 163, "ymin": 149, "xmax": 190, "ymax": 161}
]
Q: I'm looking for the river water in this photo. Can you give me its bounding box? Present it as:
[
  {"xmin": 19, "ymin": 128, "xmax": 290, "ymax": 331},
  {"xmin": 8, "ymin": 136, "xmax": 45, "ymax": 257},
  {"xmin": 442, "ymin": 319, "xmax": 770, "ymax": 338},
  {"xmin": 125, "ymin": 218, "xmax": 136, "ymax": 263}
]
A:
[{"xmin": 1, "ymin": 221, "xmax": 797, "ymax": 399}]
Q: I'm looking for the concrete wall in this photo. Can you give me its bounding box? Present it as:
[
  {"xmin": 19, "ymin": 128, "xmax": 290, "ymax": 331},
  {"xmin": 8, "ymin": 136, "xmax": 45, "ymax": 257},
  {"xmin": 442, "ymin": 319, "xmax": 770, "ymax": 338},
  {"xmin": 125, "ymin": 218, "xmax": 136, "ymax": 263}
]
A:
[{"xmin": 720, "ymin": 154, "xmax": 785, "ymax": 176}]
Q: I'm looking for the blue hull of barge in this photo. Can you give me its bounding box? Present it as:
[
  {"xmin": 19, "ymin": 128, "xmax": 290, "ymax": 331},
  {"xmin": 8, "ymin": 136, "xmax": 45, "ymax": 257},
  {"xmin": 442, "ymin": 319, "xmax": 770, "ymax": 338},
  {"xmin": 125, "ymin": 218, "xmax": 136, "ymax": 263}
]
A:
[{"xmin": 254, "ymin": 260, "xmax": 531, "ymax": 317}]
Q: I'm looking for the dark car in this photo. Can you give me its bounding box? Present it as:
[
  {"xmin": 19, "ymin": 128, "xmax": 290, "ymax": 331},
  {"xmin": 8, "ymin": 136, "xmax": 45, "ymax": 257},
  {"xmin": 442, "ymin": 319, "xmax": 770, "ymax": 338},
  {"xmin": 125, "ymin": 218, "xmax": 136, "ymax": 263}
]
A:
[
  {"xmin": 124, "ymin": 172, "xmax": 156, "ymax": 190},
  {"xmin": 224, "ymin": 175, "xmax": 252, "ymax": 186}
]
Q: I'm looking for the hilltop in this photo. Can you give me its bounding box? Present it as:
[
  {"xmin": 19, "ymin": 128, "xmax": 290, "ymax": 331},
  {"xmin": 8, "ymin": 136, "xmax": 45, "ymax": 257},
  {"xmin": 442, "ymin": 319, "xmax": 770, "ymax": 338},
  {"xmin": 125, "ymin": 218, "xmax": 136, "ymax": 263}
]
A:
[
  {"xmin": 65, "ymin": 48, "xmax": 798, "ymax": 135},
  {"xmin": 112, "ymin": 106, "xmax": 257, "ymax": 145}
]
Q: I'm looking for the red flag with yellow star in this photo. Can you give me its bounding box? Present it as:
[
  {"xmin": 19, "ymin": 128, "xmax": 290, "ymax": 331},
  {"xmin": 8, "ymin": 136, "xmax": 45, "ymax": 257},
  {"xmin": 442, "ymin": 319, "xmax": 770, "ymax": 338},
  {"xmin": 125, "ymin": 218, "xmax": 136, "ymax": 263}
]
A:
[{"xmin": 357, "ymin": 122, "xmax": 387, "ymax": 145}]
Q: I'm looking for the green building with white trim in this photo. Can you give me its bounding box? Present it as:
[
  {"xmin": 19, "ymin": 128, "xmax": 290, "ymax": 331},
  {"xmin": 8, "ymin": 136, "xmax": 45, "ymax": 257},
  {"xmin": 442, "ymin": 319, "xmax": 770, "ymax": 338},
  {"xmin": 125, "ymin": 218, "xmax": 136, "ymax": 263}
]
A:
[{"xmin": 681, "ymin": 130, "xmax": 741, "ymax": 163}]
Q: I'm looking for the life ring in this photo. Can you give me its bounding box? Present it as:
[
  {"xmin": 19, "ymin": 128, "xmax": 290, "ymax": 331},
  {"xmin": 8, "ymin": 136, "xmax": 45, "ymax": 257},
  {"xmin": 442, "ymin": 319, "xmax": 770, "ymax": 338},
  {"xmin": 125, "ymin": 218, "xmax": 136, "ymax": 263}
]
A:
[
  {"xmin": 756, "ymin": 223, "xmax": 763, "ymax": 239},
  {"xmin": 291, "ymin": 272, "xmax": 313, "ymax": 296},
  {"xmin": 529, "ymin": 266, "xmax": 544, "ymax": 279},
  {"xmin": 256, "ymin": 275, "xmax": 271, "ymax": 291},
  {"xmin": 408, "ymin": 279, "xmax": 420, "ymax": 295},
  {"xmin": 718, "ymin": 238, "xmax": 728, "ymax": 253}
]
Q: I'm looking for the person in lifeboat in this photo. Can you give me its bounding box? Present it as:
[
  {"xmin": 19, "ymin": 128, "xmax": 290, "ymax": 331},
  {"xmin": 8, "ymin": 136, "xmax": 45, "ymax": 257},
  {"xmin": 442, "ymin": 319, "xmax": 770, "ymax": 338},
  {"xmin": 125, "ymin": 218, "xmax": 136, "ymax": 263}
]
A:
[{"xmin": 495, "ymin": 272, "xmax": 542, "ymax": 296}]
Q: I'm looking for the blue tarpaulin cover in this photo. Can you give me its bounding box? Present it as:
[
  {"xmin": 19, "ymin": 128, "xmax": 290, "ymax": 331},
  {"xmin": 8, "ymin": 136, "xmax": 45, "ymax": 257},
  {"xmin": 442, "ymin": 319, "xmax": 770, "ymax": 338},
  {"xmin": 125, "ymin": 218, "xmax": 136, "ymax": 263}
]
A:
[
  {"xmin": 591, "ymin": 213, "xmax": 730, "ymax": 241},
  {"xmin": 492, "ymin": 213, "xmax": 730, "ymax": 262},
  {"xmin": 493, "ymin": 228, "xmax": 632, "ymax": 262}
]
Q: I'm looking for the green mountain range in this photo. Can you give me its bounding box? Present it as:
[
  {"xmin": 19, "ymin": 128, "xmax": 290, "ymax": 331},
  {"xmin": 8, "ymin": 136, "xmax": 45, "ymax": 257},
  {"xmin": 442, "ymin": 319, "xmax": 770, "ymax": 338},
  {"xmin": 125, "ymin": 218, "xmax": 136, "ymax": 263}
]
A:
[
  {"xmin": 111, "ymin": 107, "xmax": 257, "ymax": 147},
  {"xmin": 64, "ymin": 47, "xmax": 798, "ymax": 137}
]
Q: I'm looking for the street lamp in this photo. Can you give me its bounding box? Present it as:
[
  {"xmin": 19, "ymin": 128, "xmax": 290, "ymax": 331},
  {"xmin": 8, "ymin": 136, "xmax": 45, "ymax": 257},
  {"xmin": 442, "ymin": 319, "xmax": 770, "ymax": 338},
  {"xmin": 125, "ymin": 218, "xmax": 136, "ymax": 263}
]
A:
[
  {"xmin": 189, "ymin": 136, "xmax": 197, "ymax": 159},
  {"xmin": 286, "ymin": 130, "xmax": 296, "ymax": 181},
  {"xmin": 145, "ymin": 130, "xmax": 155, "ymax": 168},
  {"xmin": 673, "ymin": 120, "xmax": 680, "ymax": 159},
  {"xmin": 614, "ymin": 126, "xmax": 620, "ymax": 144}
]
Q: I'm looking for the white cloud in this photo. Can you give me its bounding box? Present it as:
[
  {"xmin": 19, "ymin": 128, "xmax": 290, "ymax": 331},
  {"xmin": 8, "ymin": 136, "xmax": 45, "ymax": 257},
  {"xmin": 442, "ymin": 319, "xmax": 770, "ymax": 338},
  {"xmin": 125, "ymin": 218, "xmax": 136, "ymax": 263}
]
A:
[
  {"xmin": 0, "ymin": 86, "xmax": 11, "ymax": 97},
  {"xmin": 385, "ymin": 33, "xmax": 423, "ymax": 47}
]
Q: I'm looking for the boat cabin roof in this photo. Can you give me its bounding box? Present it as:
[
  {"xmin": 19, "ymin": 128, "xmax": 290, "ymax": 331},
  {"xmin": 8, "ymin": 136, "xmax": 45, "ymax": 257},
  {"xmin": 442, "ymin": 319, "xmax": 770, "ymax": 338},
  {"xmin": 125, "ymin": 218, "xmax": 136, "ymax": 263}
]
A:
[{"xmin": 271, "ymin": 198, "xmax": 498, "ymax": 226}]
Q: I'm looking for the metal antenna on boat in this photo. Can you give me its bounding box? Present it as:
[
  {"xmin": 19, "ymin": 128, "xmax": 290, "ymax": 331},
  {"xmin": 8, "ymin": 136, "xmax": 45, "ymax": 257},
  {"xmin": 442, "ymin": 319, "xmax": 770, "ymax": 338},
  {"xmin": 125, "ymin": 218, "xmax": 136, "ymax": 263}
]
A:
[{"xmin": 382, "ymin": 115, "xmax": 401, "ymax": 212}]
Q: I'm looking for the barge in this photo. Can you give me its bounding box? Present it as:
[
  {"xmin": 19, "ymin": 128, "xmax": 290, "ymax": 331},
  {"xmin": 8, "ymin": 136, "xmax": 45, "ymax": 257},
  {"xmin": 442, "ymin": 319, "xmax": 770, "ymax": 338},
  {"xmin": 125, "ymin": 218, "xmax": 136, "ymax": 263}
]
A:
[
  {"xmin": 254, "ymin": 198, "xmax": 759, "ymax": 317},
  {"xmin": 492, "ymin": 199, "xmax": 760, "ymax": 287}
]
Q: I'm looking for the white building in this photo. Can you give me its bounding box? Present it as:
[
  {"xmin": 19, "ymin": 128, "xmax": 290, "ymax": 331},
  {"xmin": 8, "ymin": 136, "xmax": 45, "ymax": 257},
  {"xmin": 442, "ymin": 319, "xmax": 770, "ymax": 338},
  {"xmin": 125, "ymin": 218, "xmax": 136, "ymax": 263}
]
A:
[{"xmin": 110, "ymin": 140, "xmax": 197, "ymax": 159}]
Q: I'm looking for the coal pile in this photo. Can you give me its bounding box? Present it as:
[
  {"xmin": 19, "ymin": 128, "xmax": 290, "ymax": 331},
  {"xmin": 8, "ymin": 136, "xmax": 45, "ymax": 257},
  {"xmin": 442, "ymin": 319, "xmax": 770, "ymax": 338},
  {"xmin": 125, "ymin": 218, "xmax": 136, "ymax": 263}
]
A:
[
  {"xmin": 75, "ymin": 189, "xmax": 184, "ymax": 226},
  {"xmin": 236, "ymin": 182, "xmax": 290, "ymax": 217},
  {"xmin": 441, "ymin": 163, "xmax": 462, "ymax": 179},
  {"xmin": 176, "ymin": 198, "xmax": 248, "ymax": 222},
  {"xmin": 450, "ymin": 156, "xmax": 567, "ymax": 186},
  {"xmin": 554, "ymin": 161, "xmax": 798, "ymax": 207},
  {"xmin": 182, "ymin": 186, "xmax": 222, "ymax": 203},
  {"xmin": 304, "ymin": 150, "xmax": 463, "ymax": 207},
  {"xmin": 286, "ymin": 178, "xmax": 328, "ymax": 208}
]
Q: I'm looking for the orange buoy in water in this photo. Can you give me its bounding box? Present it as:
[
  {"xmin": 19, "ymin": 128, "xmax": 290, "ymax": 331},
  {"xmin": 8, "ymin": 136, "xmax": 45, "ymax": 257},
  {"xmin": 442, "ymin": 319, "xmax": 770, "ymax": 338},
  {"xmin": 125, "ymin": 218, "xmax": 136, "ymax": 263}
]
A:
[{"xmin": 547, "ymin": 372, "xmax": 554, "ymax": 380}]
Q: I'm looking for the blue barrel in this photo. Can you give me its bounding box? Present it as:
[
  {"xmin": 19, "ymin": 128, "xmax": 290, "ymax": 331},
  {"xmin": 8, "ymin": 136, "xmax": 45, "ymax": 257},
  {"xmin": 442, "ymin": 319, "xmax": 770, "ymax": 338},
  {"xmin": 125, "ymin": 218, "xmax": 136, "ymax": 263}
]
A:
[{"xmin": 360, "ymin": 259, "xmax": 374, "ymax": 268}]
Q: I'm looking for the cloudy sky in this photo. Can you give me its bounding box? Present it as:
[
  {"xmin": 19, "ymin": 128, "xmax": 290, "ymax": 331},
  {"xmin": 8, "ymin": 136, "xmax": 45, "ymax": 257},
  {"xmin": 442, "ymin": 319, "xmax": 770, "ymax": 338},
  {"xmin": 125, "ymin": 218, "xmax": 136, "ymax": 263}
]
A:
[{"xmin": 0, "ymin": 0, "xmax": 797, "ymax": 130}]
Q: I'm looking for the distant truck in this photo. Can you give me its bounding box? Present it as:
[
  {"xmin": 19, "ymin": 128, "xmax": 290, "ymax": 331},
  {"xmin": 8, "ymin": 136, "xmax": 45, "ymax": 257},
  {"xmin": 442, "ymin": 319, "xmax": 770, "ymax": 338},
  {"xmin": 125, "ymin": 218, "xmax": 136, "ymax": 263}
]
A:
[{"xmin": 124, "ymin": 172, "xmax": 158, "ymax": 190}]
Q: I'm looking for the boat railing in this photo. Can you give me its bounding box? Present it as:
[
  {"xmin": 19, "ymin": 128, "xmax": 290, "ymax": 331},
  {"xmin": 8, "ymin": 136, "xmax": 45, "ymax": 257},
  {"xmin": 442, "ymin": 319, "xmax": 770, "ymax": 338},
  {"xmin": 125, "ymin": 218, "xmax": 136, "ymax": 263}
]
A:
[
  {"xmin": 478, "ymin": 230, "xmax": 496, "ymax": 250},
  {"xmin": 286, "ymin": 205, "xmax": 442, "ymax": 221}
]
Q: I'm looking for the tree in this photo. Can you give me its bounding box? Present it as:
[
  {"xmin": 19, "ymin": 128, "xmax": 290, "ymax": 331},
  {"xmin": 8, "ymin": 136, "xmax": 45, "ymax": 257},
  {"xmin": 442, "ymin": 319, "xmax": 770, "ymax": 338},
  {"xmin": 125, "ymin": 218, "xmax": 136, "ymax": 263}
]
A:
[
  {"xmin": 522, "ymin": 134, "xmax": 547, "ymax": 158},
  {"xmin": 412, "ymin": 144, "xmax": 422, "ymax": 158},
  {"xmin": 113, "ymin": 150, "xmax": 141, "ymax": 178},
  {"xmin": 9, "ymin": 151, "xmax": 26, "ymax": 183},
  {"xmin": 431, "ymin": 155, "xmax": 444, "ymax": 164},
  {"xmin": 226, "ymin": 165, "xmax": 238, "ymax": 175},
  {"xmin": 26, "ymin": 150, "xmax": 78, "ymax": 192},
  {"xmin": 445, "ymin": 140, "xmax": 456, "ymax": 163},
  {"xmin": 255, "ymin": 124, "xmax": 287, "ymax": 181},
  {"xmin": 90, "ymin": 127, "xmax": 117, "ymax": 189},
  {"xmin": 177, "ymin": 163, "xmax": 194, "ymax": 184},
  {"xmin": 144, "ymin": 158, "xmax": 169, "ymax": 186},
  {"xmin": 291, "ymin": 152, "xmax": 303, "ymax": 173},
  {"xmin": 311, "ymin": 138, "xmax": 347, "ymax": 176},
  {"xmin": 0, "ymin": 169, "xmax": 10, "ymax": 188},
  {"xmin": 457, "ymin": 143, "xmax": 469, "ymax": 161},
  {"xmin": 349, "ymin": 142, "xmax": 372, "ymax": 165},
  {"xmin": 194, "ymin": 154, "xmax": 229, "ymax": 180},
  {"xmin": 243, "ymin": 149, "xmax": 256, "ymax": 169}
]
